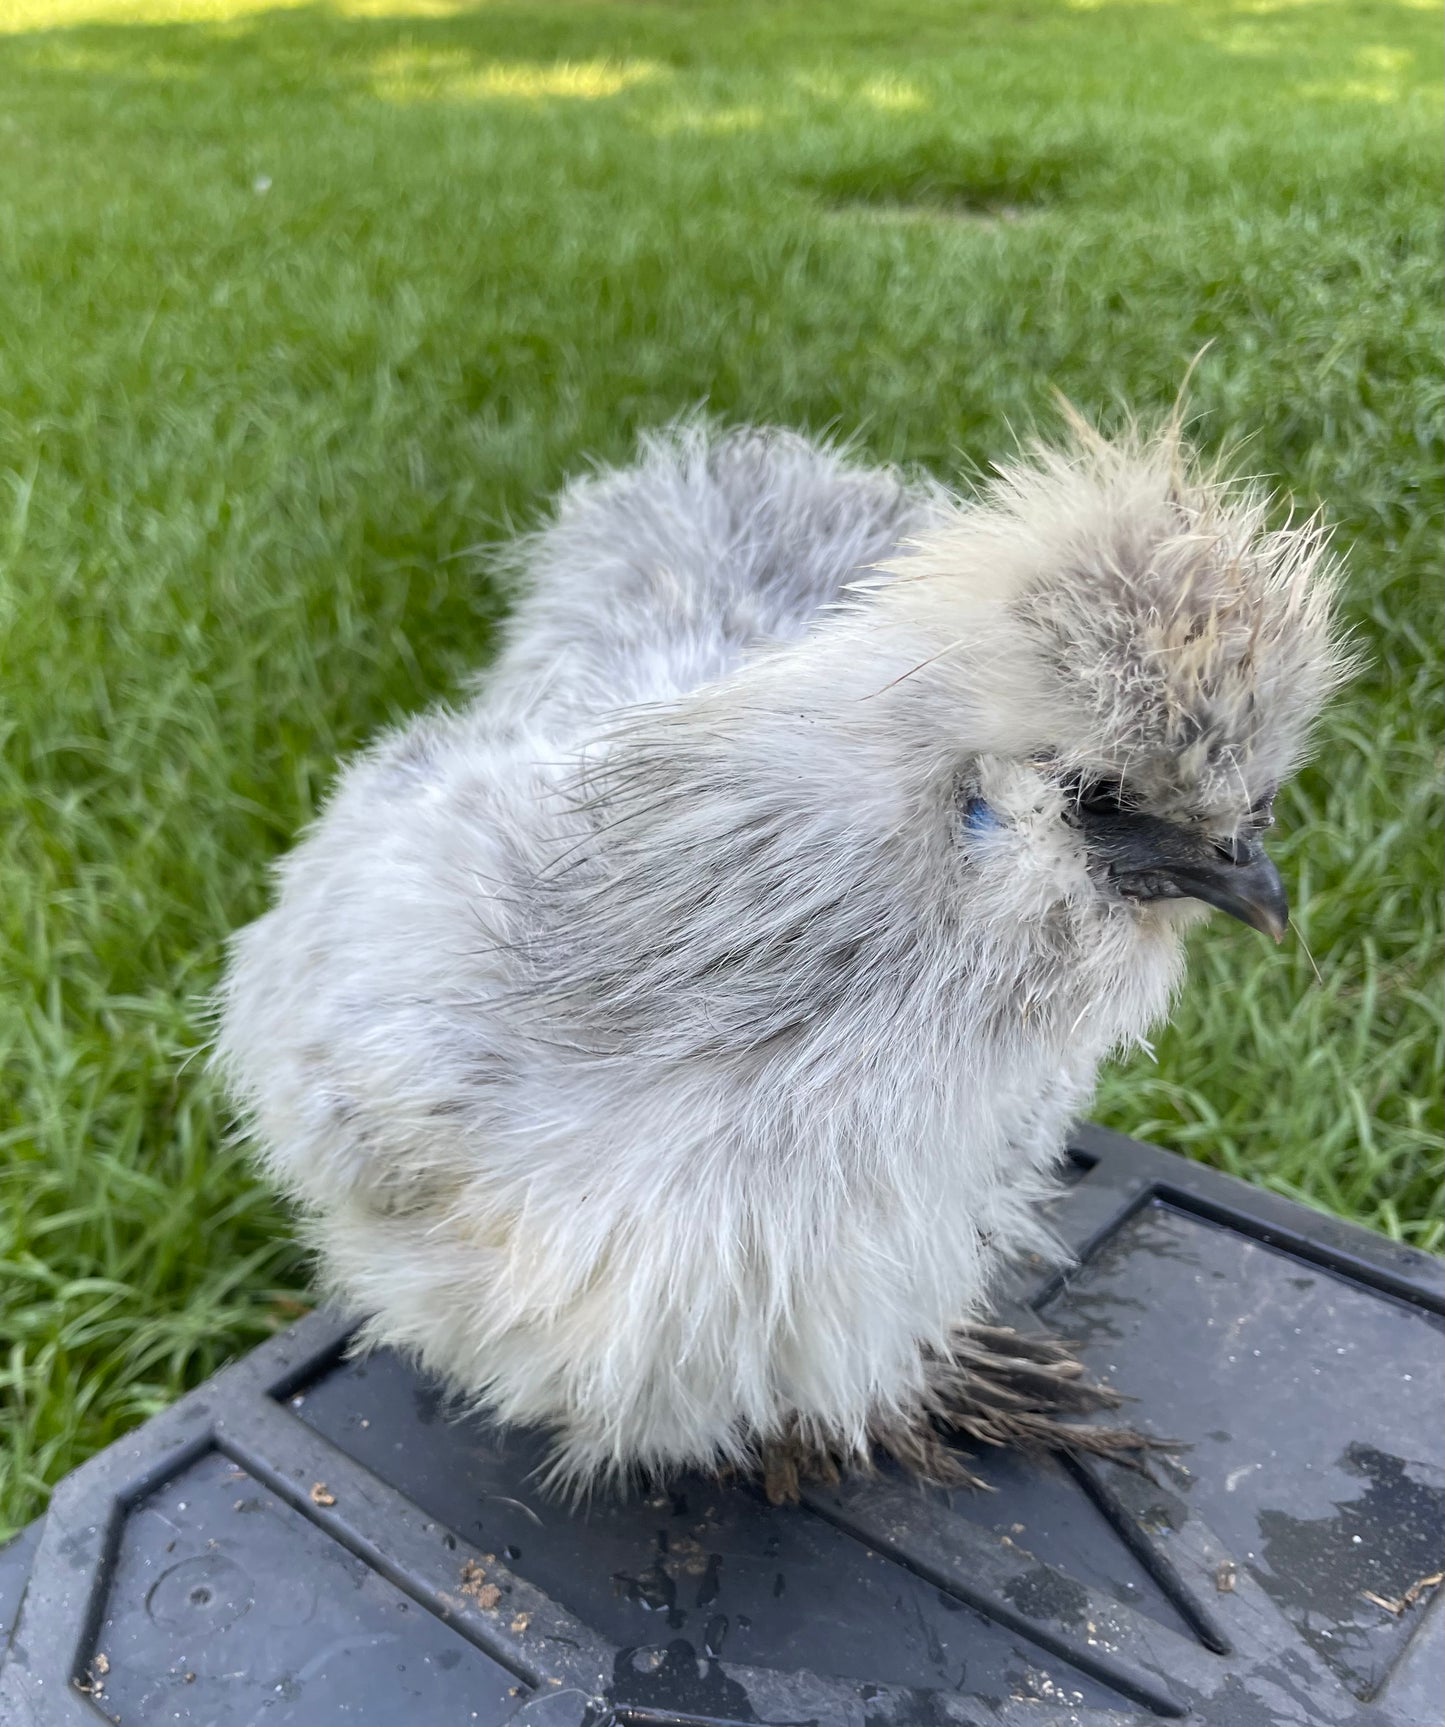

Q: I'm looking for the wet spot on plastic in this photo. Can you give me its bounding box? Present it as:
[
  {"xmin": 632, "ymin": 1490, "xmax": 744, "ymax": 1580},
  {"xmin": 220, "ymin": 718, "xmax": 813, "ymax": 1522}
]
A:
[
  {"xmin": 1253, "ymin": 1442, "xmax": 1445, "ymax": 1694},
  {"xmin": 1137, "ymin": 1485, "xmax": 1190, "ymax": 1534},
  {"xmin": 57, "ymin": 1530, "xmax": 92, "ymax": 1568},
  {"xmin": 609, "ymin": 1639, "xmax": 758, "ymax": 1721},
  {"xmin": 861, "ymin": 1683, "xmax": 954, "ymax": 1727},
  {"xmin": 1001, "ymin": 1565, "xmax": 1089, "ymax": 1629},
  {"xmin": 1046, "ymin": 1283, "xmax": 1148, "ymax": 1345},
  {"xmin": 702, "ymin": 1613, "xmax": 728, "ymax": 1657},
  {"xmin": 611, "ymin": 1561, "xmax": 685, "ymax": 1629}
]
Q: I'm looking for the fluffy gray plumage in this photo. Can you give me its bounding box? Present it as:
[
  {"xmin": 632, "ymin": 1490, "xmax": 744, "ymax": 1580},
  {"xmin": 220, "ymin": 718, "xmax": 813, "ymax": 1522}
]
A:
[{"xmin": 215, "ymin": 418, "xmax": 1345, "ymax": 1490}]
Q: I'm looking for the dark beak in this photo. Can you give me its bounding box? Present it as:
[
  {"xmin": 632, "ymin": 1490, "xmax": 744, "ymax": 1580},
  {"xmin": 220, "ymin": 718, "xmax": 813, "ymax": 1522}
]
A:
[{"xmin": 1079, "ymin": 806, "xmax": 1290, "ymax": 942}]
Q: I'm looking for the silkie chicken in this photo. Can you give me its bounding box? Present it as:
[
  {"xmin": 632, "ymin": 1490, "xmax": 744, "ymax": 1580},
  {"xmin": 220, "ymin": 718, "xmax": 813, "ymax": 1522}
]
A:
[{"xmin": 216, "ymin": 415, "xmax": 1345, "ymax": 1499}]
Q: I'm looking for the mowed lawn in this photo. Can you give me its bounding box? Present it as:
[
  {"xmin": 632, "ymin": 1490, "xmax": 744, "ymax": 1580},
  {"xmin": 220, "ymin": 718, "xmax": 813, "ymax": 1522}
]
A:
[{"xmin": 1, "ymin": 0, "xmax": 1440, "ymax": 1535}]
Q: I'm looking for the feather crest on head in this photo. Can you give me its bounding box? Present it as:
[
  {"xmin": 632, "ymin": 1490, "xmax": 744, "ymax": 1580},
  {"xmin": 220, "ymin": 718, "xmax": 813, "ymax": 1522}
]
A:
[{"xmin": 870, "ymin": 413, "xmax": 1349, "ymax": 819}]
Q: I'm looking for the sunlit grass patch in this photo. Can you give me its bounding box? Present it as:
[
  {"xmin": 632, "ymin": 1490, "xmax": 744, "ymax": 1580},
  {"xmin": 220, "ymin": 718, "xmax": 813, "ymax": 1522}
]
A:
[
  {"xmin": 0, "ymin": 0, "xmax": 478, "ymax": 26},
  {"xmin": 368, "ymin": 48, "xmax": 662, "ymax": 102}
]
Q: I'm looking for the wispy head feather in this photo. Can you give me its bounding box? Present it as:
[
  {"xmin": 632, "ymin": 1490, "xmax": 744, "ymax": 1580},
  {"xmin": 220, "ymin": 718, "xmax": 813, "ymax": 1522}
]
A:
[{"xmin": 881, "ymin": 415, "xmax": 1351, "ymax": 817}]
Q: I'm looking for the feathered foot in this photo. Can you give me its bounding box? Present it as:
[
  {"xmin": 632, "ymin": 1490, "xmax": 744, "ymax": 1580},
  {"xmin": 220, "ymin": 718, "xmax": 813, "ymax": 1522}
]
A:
[
  {"xmin": 757, "ymin": 1323, "xmax": 1165, "ymax": 1505},
  {"xmin": 759, "ymin": 1423, "xmax": 845, "ymax": 1508},
  {"xmin": 903, "ymin": 1321, "xmax": 1162, "ymax": 1471}
]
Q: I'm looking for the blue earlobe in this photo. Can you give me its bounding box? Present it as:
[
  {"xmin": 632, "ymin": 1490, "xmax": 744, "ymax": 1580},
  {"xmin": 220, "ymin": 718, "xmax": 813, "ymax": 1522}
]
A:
[{"xmin": 963, "ymin": 797, "xmax": 1002, "ymax": 833}]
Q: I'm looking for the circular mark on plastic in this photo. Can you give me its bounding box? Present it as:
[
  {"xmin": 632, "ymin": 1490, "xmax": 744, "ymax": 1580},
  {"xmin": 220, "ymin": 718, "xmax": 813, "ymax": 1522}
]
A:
[{"xmin": 147, "ymin": 1554, "xmax": 254, "ymax": 1631}]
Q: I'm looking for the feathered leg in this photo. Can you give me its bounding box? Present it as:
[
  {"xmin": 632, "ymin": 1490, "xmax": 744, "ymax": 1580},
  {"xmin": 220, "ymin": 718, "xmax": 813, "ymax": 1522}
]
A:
[
  {"xmin": 757, "ymin": 1324, "xmax": 1162, "ymax": 1505},
  {"xmin": 759, "ymin": 1423, "xmax": 843, "ymax": 1507},
  {"xmin": 904, "ymin": 1321, "xmax": 1158, "ymax": 1462}
]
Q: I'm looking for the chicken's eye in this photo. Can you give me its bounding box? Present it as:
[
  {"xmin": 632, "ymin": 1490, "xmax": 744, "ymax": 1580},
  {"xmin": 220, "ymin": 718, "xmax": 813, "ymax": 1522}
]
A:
[{"xmin": 1058, "ymin": 773, "xmax": 1127, "ymax": 818}]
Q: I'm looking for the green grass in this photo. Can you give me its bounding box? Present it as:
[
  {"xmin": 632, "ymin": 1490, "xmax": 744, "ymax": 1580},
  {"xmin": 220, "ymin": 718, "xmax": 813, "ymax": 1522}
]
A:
[{"xmin": 1, "ymin": 0, "xmax": 1441, "ymax": 1538}]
